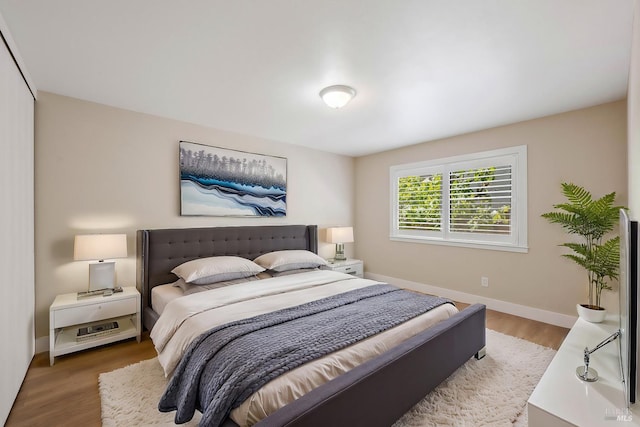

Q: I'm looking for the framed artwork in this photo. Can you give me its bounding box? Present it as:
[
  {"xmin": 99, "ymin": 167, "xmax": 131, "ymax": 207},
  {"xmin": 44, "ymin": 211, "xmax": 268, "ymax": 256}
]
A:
[{"xmin": 179, "ymin": 141, "xmax": 287, "ymax": 217}]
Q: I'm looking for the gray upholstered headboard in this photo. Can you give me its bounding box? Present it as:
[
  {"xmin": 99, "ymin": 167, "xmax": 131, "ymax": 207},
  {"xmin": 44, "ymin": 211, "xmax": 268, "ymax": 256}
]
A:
[{"xmin": 136, "ymin": 224, "xmax": 318, "ymax": 330}]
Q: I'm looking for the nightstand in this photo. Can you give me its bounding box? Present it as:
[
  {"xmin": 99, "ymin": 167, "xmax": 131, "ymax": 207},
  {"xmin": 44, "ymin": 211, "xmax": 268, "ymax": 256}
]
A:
[
  {"xmin": 324, "ymin": 259, "xmax": 364, "ymax": 278},
  {"xmin": 49, "ymin": 286, "xmax": 141, "ymax": 365}
]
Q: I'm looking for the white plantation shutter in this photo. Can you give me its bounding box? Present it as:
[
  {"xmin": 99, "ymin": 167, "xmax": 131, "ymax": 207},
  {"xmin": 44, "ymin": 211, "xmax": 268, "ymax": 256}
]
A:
[
  {"xmin": 390, "ymin": 146, "xmax": 527, "ymax": 252},
  {"xmin": 397, "ymin": 173, "xmax": 442, "ymax": 231},
  {"xmin": 448, "ymin": 165, "xmax": 512, "ymax": 235}
]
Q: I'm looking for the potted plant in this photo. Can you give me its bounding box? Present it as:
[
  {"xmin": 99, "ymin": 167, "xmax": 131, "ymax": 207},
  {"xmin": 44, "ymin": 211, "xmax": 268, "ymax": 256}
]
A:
[{"xmin": 541, "ymin": 183, "xmax": 624, "ymax": 323}]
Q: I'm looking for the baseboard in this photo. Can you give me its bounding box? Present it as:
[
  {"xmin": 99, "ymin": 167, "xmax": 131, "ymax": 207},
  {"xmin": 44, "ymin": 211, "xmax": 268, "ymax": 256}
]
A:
[{"xmin": 366, "ymin": 272, "xmax": 577, "ymax": 329}]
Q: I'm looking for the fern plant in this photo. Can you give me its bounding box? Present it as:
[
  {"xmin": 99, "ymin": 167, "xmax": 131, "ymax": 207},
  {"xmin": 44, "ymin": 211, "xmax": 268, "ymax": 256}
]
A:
[{"xmin": 541, "ymin": 183, "xmax": 623, "ymax": 308}]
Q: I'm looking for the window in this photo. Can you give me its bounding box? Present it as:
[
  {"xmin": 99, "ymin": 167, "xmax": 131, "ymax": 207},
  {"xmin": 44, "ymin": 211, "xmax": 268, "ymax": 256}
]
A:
[{"xmin": 390, "ymin": 146, "xmax": 527, "ymax": 252}]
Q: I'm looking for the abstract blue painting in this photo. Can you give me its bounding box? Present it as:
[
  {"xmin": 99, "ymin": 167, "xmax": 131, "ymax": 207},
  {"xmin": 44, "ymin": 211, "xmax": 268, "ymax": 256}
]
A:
[{"xmin": 179, "ymin": 141, "xmax": 287, "ymax": 216}]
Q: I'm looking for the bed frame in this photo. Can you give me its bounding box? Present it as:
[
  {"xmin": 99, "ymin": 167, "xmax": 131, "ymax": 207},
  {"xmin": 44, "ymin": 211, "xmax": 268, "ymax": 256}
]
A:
[{"xmin": 136, "ymin": 224, "xmax": 486, "ymax": 427}]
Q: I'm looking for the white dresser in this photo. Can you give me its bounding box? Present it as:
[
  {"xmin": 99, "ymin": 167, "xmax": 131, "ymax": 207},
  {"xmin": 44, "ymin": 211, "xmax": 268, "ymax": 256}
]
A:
[{"xmin": 528, "ymin": 316, "xmax": 639, "ymax": 426}]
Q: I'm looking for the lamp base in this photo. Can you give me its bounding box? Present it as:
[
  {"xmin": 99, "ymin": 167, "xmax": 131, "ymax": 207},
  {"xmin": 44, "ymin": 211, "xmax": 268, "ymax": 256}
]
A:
[
  {"xmin": 88, "ymin": 261, "xmax": 116, "ymax": 291},
  {"xmin": 576, "ymin": 366, "xmax": 598, "ymax": 382},
  {"xmin": 334, "ymin": 243, "xmax": 346, "ymax": 261}
]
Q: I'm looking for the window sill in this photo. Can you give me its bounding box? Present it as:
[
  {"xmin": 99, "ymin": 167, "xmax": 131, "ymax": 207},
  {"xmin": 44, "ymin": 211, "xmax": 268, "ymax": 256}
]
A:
[{"xmin": 389, "ymin": 235, "xmax": 529, "ymax": 253}]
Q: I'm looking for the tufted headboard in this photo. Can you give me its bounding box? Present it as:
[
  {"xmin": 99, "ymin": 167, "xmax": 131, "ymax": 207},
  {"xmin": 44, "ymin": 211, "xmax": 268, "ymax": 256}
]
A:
[{"xmin": 136, "ymin": 224, "xmax": 318, "ymax": 330}]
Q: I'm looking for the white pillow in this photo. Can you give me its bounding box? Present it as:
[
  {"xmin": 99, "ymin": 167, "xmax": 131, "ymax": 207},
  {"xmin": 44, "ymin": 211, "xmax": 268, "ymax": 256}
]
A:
[
  {"xmin": 254, "ymin": 250, "xmax": 327, "ymax": 272},
  {"xmin": 172, "ymin": 276, "xmax": 260, "ymax": 295},
  {"xmin": 171, "ymin": 256, "xmax": 265, "ymax": 285},
  {"xmin": 268, "ymin": 267, "xmax": 320, "ymax": 277}
]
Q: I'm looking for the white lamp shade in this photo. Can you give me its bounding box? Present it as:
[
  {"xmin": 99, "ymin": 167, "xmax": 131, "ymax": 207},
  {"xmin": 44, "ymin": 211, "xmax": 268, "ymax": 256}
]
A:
[
  {"xmin": 326, "ymin": 227, "xmax": 354, "ymax": 244},
  {"xmin": 319, "ymin": 85, "xmax": 356, "ymax": 109},
  {"xmin": 74, "ymin": 234, "xmax": 128, "ymax": 261}
]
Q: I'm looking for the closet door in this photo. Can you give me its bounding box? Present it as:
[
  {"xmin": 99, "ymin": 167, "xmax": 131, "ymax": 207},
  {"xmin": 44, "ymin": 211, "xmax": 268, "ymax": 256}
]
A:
[{"xmin": 0, "ymin": 35, "xmax": 35, "ymax": 425}]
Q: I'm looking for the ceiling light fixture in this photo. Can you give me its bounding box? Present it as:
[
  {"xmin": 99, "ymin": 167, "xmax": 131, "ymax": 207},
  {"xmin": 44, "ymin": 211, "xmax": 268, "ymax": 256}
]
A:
[{"xmin": 319, "ymin": 85, "xmax": 356, "ymax": 109}]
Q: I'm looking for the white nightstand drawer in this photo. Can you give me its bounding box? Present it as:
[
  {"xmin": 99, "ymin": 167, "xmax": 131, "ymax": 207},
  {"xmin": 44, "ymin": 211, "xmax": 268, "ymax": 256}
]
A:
[
  {"xmin": 324, "ymin": 259, "xmax": 364, "ymax": 278},
  {"xmin": 54, "ymin": 298, "xmax": 137, "ymax": 328},
  {"xmin": 335, "ymin": 264, "xmax": 363, "ymax": 276}
]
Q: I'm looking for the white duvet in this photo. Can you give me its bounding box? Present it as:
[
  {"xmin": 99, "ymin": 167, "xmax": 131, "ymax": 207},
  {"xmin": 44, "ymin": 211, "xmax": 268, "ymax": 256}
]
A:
[{"xmin": 150, "ymin": 270, "xmax": 457, "ymax": 426}]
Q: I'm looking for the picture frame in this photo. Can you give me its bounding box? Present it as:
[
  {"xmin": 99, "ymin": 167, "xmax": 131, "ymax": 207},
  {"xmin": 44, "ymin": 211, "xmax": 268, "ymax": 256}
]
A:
[{"xmin": 179, "ymin": 141, "xmax": 287, "ymax": 217}]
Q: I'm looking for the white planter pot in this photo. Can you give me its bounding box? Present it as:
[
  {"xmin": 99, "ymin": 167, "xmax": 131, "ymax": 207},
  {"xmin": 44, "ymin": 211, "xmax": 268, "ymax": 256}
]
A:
[{"xmin": 576, "ymin": 303, "xmax": 606, "ymax": 323}]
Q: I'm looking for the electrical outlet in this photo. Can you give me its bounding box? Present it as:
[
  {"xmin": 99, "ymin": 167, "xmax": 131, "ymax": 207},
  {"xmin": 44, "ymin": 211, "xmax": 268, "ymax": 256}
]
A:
[{"xmin": 481, "ymin": 277, "xmax": 489, "ymax": 287}]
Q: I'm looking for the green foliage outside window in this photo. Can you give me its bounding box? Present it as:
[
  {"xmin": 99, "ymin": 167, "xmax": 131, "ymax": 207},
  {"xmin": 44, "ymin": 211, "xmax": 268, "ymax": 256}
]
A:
[
  {"xmin": 398, "ymin": 174, "xmax": 442, "ymax": 231},
  {"xmin": 398, "ymin": 167, "xmax": 511, "ymax": 234}
]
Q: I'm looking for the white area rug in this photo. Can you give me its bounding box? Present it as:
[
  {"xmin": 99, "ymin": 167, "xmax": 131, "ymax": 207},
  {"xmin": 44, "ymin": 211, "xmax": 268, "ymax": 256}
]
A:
[
  {"xmin": 99, "ymin": 329, "xmax": 555, "ymax": 426},
  {"xmin": 394, "ymin": 329, "xmax": 555, "ymax": 427}
]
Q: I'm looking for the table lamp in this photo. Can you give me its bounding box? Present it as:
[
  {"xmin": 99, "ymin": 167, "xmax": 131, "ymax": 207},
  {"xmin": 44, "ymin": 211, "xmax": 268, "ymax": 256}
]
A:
[
  {"xmin": 326, "ymin": 227, "xmax": 354, "ymax": 261},
  {"xmin": 74, "ymin": 234, "xmax": 127, "ymax": 293}
]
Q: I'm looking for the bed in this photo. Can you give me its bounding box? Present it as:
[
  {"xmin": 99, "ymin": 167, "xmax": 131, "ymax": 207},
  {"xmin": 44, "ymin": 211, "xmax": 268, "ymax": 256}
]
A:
[{"xmin": 136, "ymin": 224, "xmax": 486, "ymax": 427}]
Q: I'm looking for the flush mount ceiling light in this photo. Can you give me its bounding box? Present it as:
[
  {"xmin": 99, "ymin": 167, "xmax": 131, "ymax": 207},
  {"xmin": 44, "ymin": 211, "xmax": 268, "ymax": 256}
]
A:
[{"xmin": 319, "ymin": 85, "xmax": 356, "ymax": 109}]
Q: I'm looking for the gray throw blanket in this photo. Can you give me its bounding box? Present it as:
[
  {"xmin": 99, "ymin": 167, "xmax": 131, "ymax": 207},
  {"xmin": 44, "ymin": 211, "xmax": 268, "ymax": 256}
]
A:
[{"xmin": 159, "ymin": 284, "xmax": 452, "ymax": 426}]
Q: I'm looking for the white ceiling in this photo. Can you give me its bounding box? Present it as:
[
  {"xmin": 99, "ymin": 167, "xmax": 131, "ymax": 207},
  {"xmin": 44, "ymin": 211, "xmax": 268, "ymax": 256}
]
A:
[{"xmin": 0, "ymin": 1, "xmax": 634, "ymax": 157}]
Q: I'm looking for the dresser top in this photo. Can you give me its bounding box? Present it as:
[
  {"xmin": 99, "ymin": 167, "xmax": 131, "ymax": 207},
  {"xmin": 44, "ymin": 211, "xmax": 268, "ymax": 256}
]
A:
[{"xmin": 51, "ymin": 286, "xmax": 139, "ymax": 310}]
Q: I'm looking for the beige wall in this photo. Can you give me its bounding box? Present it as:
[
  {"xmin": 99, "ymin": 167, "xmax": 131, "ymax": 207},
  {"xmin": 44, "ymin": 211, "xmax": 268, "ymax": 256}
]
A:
[
  {"xmin": 34, "ymin": 91, "xmax": 629, "ymax": 338},
  {"xmin": 34, "ymin": 91, "xmax": 355, "ymax": 339},
  {"xmin": 355, "ymin": 101, "xmax": 627, "ymax": 318}
]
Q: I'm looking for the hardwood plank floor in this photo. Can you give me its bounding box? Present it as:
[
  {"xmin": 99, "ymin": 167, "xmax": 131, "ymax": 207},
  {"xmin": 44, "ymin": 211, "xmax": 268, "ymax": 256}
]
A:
[
  {"xmin": 6, "ymin": 304, "xmax": 569, "ymax": 427},
  {"xmin": 456, "ymin": 301, "xmax": 569, "ymax": 350}
]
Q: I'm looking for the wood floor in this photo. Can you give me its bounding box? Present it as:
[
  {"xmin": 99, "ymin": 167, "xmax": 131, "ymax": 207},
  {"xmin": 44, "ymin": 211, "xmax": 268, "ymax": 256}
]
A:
[{"xmin": 5, "ymin": 304, "xmax": 569, "ymax": 427}]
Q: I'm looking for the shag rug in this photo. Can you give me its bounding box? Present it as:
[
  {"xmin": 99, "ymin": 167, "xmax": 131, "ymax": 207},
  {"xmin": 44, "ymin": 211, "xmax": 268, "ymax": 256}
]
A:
[{"xmin": 99, "ymin": 329, "xmax": 555, "ymax": 426}]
